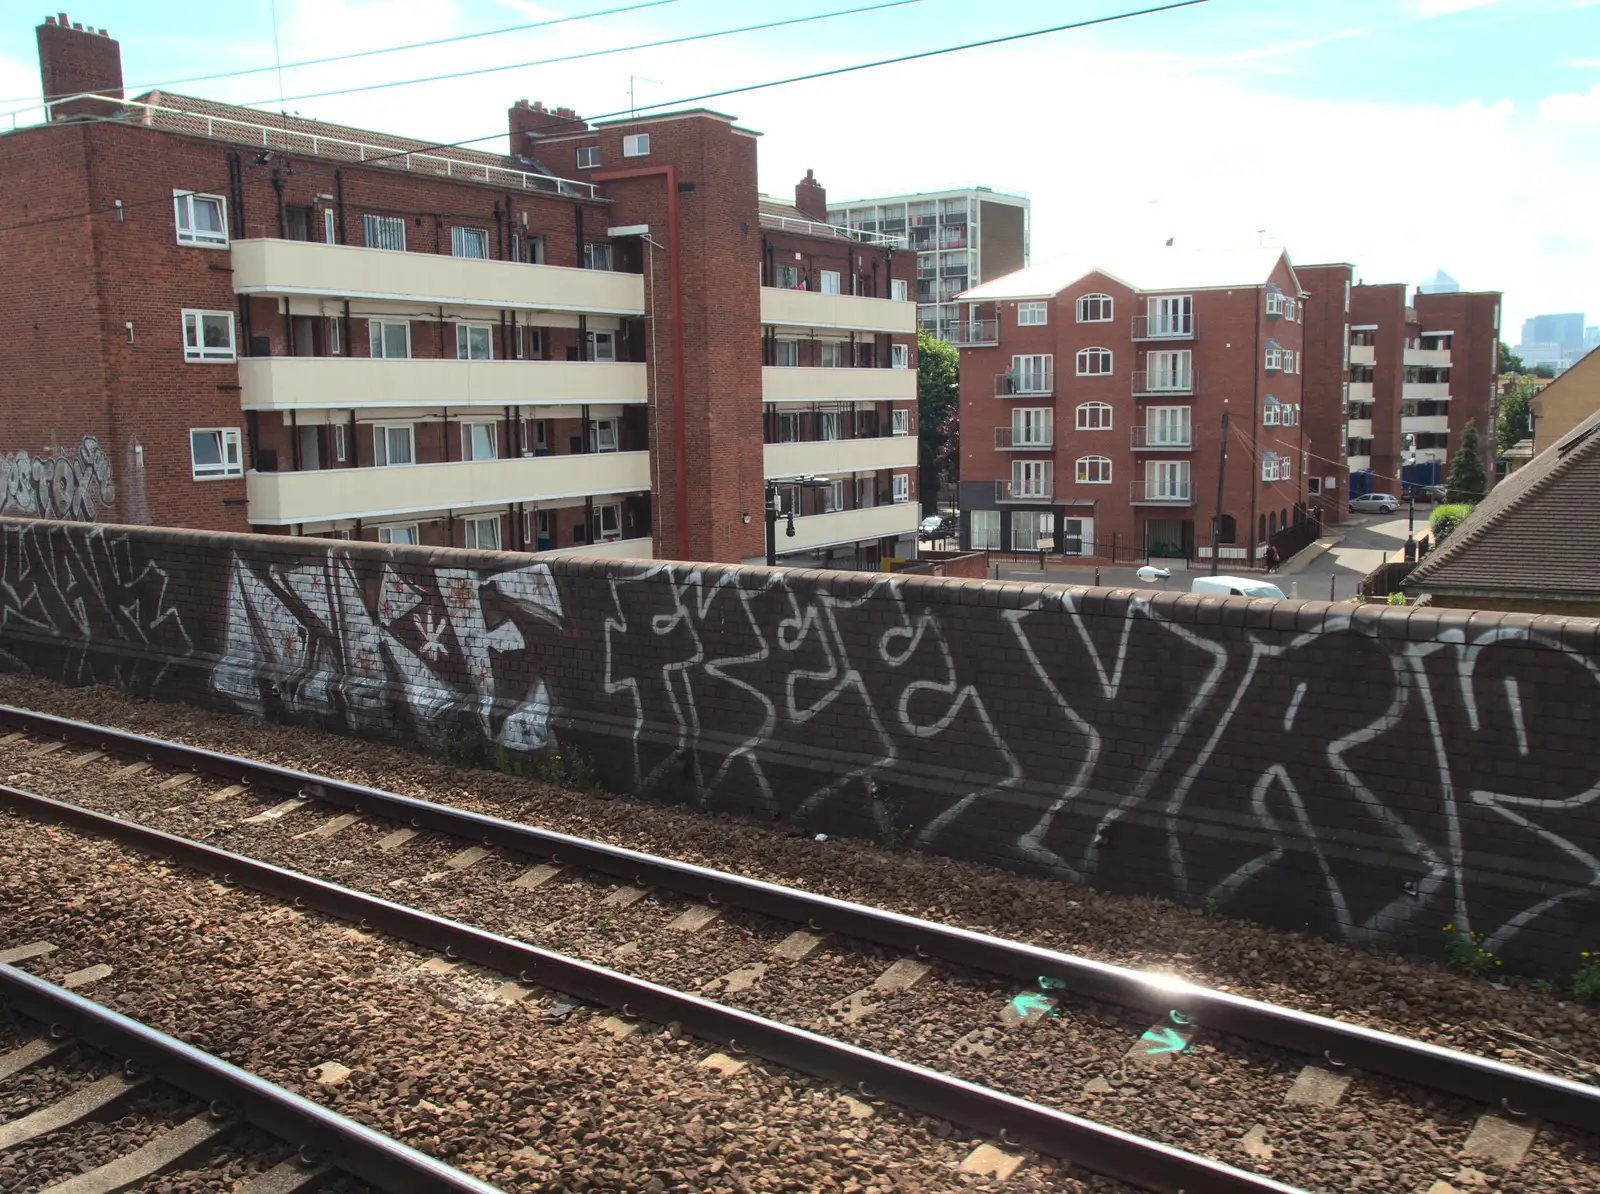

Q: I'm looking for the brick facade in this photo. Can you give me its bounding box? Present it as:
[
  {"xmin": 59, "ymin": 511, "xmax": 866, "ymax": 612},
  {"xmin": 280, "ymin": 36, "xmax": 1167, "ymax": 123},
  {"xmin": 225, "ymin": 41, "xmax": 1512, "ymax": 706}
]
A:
[{"xmin": 5, "ymin": 514, "xmax": 1598, "ymax": 976}]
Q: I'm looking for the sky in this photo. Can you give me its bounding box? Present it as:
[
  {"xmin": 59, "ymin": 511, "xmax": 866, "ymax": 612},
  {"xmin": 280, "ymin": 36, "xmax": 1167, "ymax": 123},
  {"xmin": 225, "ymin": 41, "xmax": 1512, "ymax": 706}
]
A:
[{"xmin": 2, "ymin": 0, "xmax": 1596, "ymax": 338}]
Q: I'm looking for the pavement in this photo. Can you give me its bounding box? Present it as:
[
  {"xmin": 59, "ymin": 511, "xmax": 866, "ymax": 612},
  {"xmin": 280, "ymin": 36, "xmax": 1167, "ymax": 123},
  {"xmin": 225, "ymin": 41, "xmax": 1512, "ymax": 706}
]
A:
[{"xmin": 988, "ymin": 512, "xmax": 1429, "ymax": 601}]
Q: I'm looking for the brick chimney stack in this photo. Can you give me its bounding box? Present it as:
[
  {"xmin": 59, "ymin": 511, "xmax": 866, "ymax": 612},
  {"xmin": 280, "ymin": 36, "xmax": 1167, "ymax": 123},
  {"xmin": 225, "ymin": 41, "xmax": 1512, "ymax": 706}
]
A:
[
  {"xmin": 508, "ymin": 99, "xmax": 589, "ymax": 156},
  {"xmin": 794, "ymin": 169, "xmax": 827, "ymax": 222},
  {"xmin": 37, "ymin": 13, "xmax": 123, "ymax": 122}
]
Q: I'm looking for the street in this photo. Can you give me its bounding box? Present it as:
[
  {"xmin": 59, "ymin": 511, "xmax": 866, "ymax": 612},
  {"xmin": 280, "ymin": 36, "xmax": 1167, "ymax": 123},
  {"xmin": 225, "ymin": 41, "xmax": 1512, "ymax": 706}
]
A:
[{"xmin": 984, "ymin": 512, "xmax": 1425, "ymax": 600}]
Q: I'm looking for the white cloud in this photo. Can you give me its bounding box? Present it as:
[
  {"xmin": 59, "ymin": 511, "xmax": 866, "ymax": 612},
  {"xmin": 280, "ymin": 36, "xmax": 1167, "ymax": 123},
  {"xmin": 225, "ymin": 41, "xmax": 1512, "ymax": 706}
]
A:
[{"xmin": 1537, "ymin": 83, "xmax": 1600, "ymax": 122}]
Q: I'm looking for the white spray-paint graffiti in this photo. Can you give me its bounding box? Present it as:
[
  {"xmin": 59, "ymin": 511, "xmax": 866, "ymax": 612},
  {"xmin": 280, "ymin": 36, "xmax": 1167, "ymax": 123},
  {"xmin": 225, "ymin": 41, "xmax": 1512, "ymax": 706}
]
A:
[
  {"xmin": 0, "ymin": 437, "xmax": 115, "ymax": 522},
  {"xmin": 209, "ymin": 551, "xmax": 564, "ymax": 754}
]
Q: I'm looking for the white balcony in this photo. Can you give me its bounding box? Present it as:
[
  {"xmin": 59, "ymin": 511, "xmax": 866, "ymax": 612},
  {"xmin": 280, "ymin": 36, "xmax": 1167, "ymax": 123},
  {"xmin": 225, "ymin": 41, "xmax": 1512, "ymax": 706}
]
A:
[
  {"xmin": 1348, "ymin": 455, "xmax": 1372, "ymax": 470},
  {"xmin": 783, "ymin": 503, "xmax": 919, "ymax": 553},
  {"xmin": 760, "ymin": 287, "xmax": 916, "ymax": 334},
  {"xmin": 1350, "ymin": 344, "xmax": 1376, "ymax": 365},
  {"xmin": 231, "ymin": 239, "xmax": 645, "ymax": 315},
  {"xmin": 1348, "ymin": 381, "xmax": 1374, "ymax": 402},
  {"xmin": 538, "ymin": 536, "xmax": 654, "ymax": 560},
  {"xmin": 1402, "ymin": 382, "xmax": 1451, "ymax": 401},
  {"xmin": 1133, "ymin": 369, "xmax": 1196, "ymax": 397},
  {"xmin": 239, "ymin": 357, "xmax": 647, "ymax": 411},
  {"xmin": 1404, "ymin": 348, "xmax": 1452, "ymax": 368},
  {"xmin": 1130, "ymin": 479, "xmax": 1193, "ymax": 506},
  {"xmin": 995, "ymin": 427, "xmax": 1054, "ymax": 450},
  {"xmin": 764, "ymin": 435, "xmax": 916, "ymax": 479},
  {"xmin": 1347, "ymin": 419, "xmax": 1373, "ymax": 438},
  {"xmin": 1402, "ymin": 415, "xmax": 1451, "ymax": 433},
  {"xmin": 246, "ymin": 451, "xmax": 651, "ymax": 525},
  {"xmin": 761, "ymin": 367, "xmax": 916, "ymax": 404}
]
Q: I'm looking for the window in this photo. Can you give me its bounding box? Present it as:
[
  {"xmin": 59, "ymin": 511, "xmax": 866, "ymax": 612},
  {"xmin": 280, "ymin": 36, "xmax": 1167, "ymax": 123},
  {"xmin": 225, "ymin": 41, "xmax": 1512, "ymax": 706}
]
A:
[
  {"xmin": 1147, "ymin": 295, "xmax": 1192, "ymax": 337},
  {"xmin": 586, "ymin": 330, "xmax": 616, "ymax": 362},
  {"xmin": 1011, "ymin": 354, "xmax": 1053, "ymax": 393},
  {"xmin": 1076, "ymin": 347, "xmax": 1113, "ymax": 375},
  {"xmin": 820, "ymin": 270, "xmax": 841, "ymax": 295},
  {"xmin": 582, "ymin": 242, "xmax": 613, "ymax": 271},
  {"xmin": 1076, "ymin": 455, "xmax": 1112, "ymax": 484},
  {"xmin": 970, "ymin": 510, "xmax": 1001, "ymax": 550},
  {"xmin": 1014, "ymin": 407, "xmax": 1051, "ymax": 446},
  {"xmin": 775, "ymin": 339, "xmax": 800, "ymax": 367},
  {"xmin": 462, "ymin": 421, "xmax": 498, "ymax": 461},
  {"xmin": 892, "ymin": 409, "xmax": 910, "ymax": 436},
  {"xmin": 1307, "ymin": 477, "xmax": 1322, "ymax": 495},
  {"xmin": 182, "ymin": 310, "xmax": 236, "ymax": 361},
  {"xmin": 451, "ymin": 226, "xmax": 489, "ymax": 259},
  {"xmin": 820, "ymin": 342, "xmax": 845, "ymax": 368},
  {"xmin": 589, "ymin": 418, "xmax": 619, "ymax": 452},
  {"xmin": 591, "ymin": 502, "xmax": 623, "ymax": 542},
  {"xmin": 1075, "ymin": 402, "xmax": 1112, "ymax": 430},
  {"xmin": 523, "ymin": 235, "xmax": 547, "ymax": 264},
  {"xmin": 327, "ymin": 317, "xmax": 341, "ymax": 356},
  {"xmin": 819, "ymin": 412, "xmax": 841, "ymax": 441},
  {"xmin": 1343, "ymin": 324, "xmax": 1350, "ymax": 368},
  {"xmin": 1012, "ymin": 511, "xmax": 1052, "ymax": 551},
  {"xmin": 1281, "ymin": 456, "xmax": 1292, "ymax": 481},
  {"xmin": 456, "ymin": 323, "xmax": 493, "ymax": 360},
  {"xmin": 369, "ymin": 320, "xmax": 411, "ymax": 359},
  {"xmin": 1147, "ymin": 405, "xmax": 1190, "ymax": 446},
  {"xmin": 891, "ymin": 279, "xmax": 908, "ymax": 302},
  {"xmin": 773, "ymin": 264, "xmax": 800, "ymax": 289},
  {"xmin": 1076, "ymin": 293, "xmax": 1113, "ymax": 323},
  {"xmin": 363, "ymin": 214, "xmax": 406, "ymax": 251},
  {"xmin": 331, "ymin": 422, "xmax": 347, "ymax": 462},
  {"xmin": 373, "ymin": 424, "xmax": 415, "ymax": 467},
  {"xmin": 1266, "ymin": 291, "xmax": 1287, "ymax": 317},
  {"xmin": 379, "ymin": 524, "xmax": 420, "ymax": 546},
  {"xmin": 622, "ymin": 133, "xmax": 650, "ymax": 158},
  {"xmin": 1148, "ymin": 460, "xmax": 1190, "ymax": 499},
  {"xmin": 1264, "ymin": 344, "xmax": 1283, "ymax": 371},
  {"xmin": 174, "ymin": 191, "xmax": 227, "ymax": 246},
  {"xmin": 1263, "ymin": 402, "xmax": 1280, "ymax": 426},
  {"xmin": 1343, "ymin": 279, "xmax": 1351, "ymax": 312},
  {"xmin": 777, "ymin": 412, "xmax": 800, "ymax": 442},
  {"xmin": 577, "ymin": 146, "xmax": 601, "ymax": 169},
  {"xmin": 324, "ymin": 207, "xmax": 337, "ymax": 244},
  {"xmin": 892, "ymin": 343, "xmax": 909, "ymax": 370},
  {"xmin": 1146, "ymin": 349, "xmax": 1191, "ymax": 390},
  {"xmin": 1262, "ymin": 454, "xmax": 1280, "ymax": 482},
  {"xmin": 1012, "ymin": 459, "xmax": 1051, "ymax": 497},
  {"xmin": 1018, "ymin": 301, "xmax": 1048, "ymax": 326},
  {"xmin": 524, "ymin": 327, "xmax": 544, "ymax": 359},
  {"xmin": 892, "ymin": 473, "xmax": 910, "ymax": 503},
  {"xmin": 190, "ymin": 428, "xmax": 242, "ymax": 479},
  {"xmin": 1281, "ymin": 403, "xmax": 1300, "ymax": 427},
  {"xmin": 526, "ymin": 508, "xmax": 553, "ymax": 545},
  {"xmin": 824, "ymin": 479, "xmax": 846, "ymax": 512},
  {"xmin": 1283, "ymin": 298, "xmax": 1297, "ymax": 322},
  {"xmin": 1282, "ymin": 348, "xmax": 1296, "ymax": 374},
  {"xmin": 464, "ymin": 516, "xmax": 501, "ymax": 550}
]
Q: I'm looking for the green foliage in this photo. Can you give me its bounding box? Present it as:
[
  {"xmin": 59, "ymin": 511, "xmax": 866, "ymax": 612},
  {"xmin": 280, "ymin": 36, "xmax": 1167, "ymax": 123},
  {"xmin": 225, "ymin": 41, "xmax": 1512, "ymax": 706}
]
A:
[
  {"xmin": 1530, "ymin": 978, "xmax": 1557, "ymax": 995},
  {"xmin": 1386, "ymin": 591, "xmax": 1407, "ymax": 606},
  {"xmin": 916, "ymin": 330, "xmax": 960, "ymax": 510},
  {"xmin": 876, "ymin": 797, "xmax": 913, "ymax": 851},
  {"xmin": 1575, "ymin": 952, "xmax": 1600, "ymax": 1002},
  {"xmin": 534, "ymin": 746, "xmax": 595, "ymax": 790},
  {"xmin": 1443, "ymin": 420, "xmax": 1488, "ymax": 504},
  {"xmin": 441, "ymin": 726, "xmax": 593, "ymax": 790},
  {"xmin": 1498, "ymin": 340, "xmax": 1524, "ymax": 375},
  {"xmin": 1497, "ymin": 378, "xmax": 1538, "ymax": 453},
  {"xmin": 1442, "ymin": 923, "xmax": 1500, "ymax": 977},
  {"xmin": 1429, "ymin": 502, "xmax": 1473, "ymax": 539}
]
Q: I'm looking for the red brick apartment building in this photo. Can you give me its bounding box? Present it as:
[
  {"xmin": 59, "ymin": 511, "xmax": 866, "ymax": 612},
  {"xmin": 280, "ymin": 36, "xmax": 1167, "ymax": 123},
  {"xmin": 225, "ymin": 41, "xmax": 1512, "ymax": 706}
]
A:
[
  {"xmin": 0, "ymin": 15, "xmax": 919, "ymax": 567},
  {"xmin": 955, "ymin": 249, "xmax": 1315, "ymax": 563}
]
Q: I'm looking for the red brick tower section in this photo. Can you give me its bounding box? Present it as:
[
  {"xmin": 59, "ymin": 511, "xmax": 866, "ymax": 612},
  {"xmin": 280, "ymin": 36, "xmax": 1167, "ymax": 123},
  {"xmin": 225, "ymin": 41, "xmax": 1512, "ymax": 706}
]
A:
[
  {"xmin": 1297, "ymin": 263, "xmax": 1354, "ymax": 524},
  {"xmin": 1350, "ymin": 283, "xmax": 1409, "ymax": 494},
  {"xmin": 1413, "ymin": 288, "xmax": 1501, "ymax": 485},
  {"xmin": 507, "ymin": 100, "xmax": 587, "ymax": 155},
  {"xmin": 793, "ymin": 169, "xmax": 827, "ymax": 222},
  {"xmin": 36, "ymin": 14, "xmax": 121, "ymax": 121}
]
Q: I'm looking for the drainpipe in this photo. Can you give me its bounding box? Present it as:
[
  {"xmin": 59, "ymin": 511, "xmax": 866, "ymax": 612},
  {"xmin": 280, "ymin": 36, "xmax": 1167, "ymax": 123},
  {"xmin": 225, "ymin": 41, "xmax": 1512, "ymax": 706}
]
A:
[
  {"xmin": 592, "ymin": 165, "xmax": 688, "ymax": 558},
  {"xmin": 334, "ymin": 169, "xmax": 346, "ymax": 244}
]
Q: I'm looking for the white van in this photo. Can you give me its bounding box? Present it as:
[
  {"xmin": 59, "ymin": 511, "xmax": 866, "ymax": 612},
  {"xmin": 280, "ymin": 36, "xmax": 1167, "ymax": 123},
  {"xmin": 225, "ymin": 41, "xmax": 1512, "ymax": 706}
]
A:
[{"xmin": 1190, "ymin": 575, "xmax": 1285, "ymax": 599}]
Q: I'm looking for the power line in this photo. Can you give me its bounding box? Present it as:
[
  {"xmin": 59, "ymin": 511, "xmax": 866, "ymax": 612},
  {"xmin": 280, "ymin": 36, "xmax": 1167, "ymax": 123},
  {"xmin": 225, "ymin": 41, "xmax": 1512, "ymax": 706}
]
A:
[
  {"xmin": 235, "ymin": 0, "xmax": 927, "ymax": 109},
  {"xmin": 0, "ymin": 0, "xmax": 686, "ymax": 108},
  {"xmin": 0, "ymin": 0, "xmax": 1212, "ymax": 238}
]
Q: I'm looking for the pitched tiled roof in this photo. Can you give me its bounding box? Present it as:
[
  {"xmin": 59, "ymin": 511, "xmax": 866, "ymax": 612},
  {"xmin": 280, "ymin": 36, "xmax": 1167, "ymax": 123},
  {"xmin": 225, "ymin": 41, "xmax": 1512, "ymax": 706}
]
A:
[
  {"xmin": 957, "ymin": 245, "xmax": 1295, "ymax": 301},
  {"xmin": 1404, "ymin": 404, "xmax": 1600, "ymax": 599}
]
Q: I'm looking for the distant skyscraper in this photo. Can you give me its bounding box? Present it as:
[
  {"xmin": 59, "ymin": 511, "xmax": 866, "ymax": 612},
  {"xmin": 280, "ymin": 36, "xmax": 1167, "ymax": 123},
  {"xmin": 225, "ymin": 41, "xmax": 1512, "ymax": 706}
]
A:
[
  {"xmin": 1521, "ymin": 313, "xmax": 1586, "ymax": 358},
  {"xmin": 1418, "ymin": 268, "xmax": 1460, "ymax": 294}
]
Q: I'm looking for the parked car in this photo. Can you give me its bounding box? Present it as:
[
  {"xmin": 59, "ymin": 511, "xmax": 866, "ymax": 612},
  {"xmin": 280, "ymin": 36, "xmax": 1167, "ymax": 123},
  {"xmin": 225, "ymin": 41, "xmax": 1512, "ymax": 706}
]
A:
[
  {"xmin": 1191, "ymin": 575, "xmax": 1286, "ymax": 599},
  {"xmin": 1349, "ymin": 493, "xmax": 1400, "ymax": 514},
  {"xmin": 1414, "ymin": 484, "xmax": 1448, "ymax": 504},
  {"xmin": 918, "ymin": 514, "xmax": 956, "ymax": 541}
]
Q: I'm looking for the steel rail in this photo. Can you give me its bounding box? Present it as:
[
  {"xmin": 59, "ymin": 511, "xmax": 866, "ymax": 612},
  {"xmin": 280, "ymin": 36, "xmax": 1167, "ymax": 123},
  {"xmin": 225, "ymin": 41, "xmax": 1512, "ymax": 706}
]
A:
[
  {"xmin": 0, "ymin": 960, "xmax": 504, "ymax": 1194},
  {"xmin": 0, "ymin": 782, "xmax": 1302, "ymax": 1194},
  {"xmin": 5, "ymin": 704, "xmax": 1598, "ymax": 1133}
]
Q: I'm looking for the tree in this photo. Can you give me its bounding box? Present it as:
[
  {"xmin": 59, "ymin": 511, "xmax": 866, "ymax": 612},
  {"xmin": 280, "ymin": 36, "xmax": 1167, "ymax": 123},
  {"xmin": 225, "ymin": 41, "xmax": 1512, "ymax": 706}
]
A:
[
  {"xmin": 1498, "ymin": 340, "xmax": 1524, "ymax": 375},
  {"xmin": 916, "ymin": 330, "xmax": 959, "ymax": 510},
  {"xmin": 1445, "ymin": 419, "xmax": 1488, "ymax": 504},
  {"xmin": 1496, "ymin": 377, "xmax": 1537, "ymax": 453}
]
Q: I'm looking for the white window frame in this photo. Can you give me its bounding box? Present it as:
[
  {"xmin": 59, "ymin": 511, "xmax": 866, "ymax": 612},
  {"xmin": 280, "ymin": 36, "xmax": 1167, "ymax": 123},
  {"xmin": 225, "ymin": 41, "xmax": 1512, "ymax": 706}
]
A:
[
  {"xmin": 324, "ymin": 207, "xmax": 337, "ymax": 244},
  {"xmin": 373, "ymin": 423, "xmax": 416, "ymax": 467},
  {"xmin": 189, "ymin": 427, "xmax": 242, "ymax": 479},
  {"xmin": 778, "ymin": 412, "xmax": 800, "ymax": 443},
  {"xmin": 1148, "ymin": 405, "xmax": 1190, "ymax": 447},
  {"xmin": 369, "ymin": 319, "xmax": 411, "ymax": 360},
  {"xmin": 1075, "ymin": 455, "xmax": 1112, "ymax": 484},
  {"xmin": 1149, "ymin": 460, "xmax": 1191, "ymax": 500},
  {"xmin": 819, "ymin": 270, "xmax": 841, "ymax": 295},
  {"xmin": 820, "ymin": 342, "xmax": 845, "ymax": 368},
  {"xmin": 173, "ymin": 191, "xmax": 228, "ymax": 247},
  {"xmin": 577, "ymin": 145, "xmax": 601, "ymax": 169},
  {"xmin": 1264, "ymin": 402, "xmax": 1281, "ymax": 427},
  {"xmin": 892, "ymin": 409, "xmax": 910, "ymax": 436},
  {"xmin": 892, "ymin": 343, "xmax": 909, "ymax": 370},
  {"xmin": 824, "ymin": 479, "xmax": 846, "ymax": 513},
  {"xmin": 182, "ymin": 309, "xmax": 236, "ymax": 362},
  {"xmin": 1011, "ymin": 354, "xmax": 1052, "ymax": 394},
  {"xmin": 1265, "ymin": 344, "xmax": 1283, "ymax": 371},
  {"xmin": 464, "ymin": 514, "xmax": 502, "ymax": 550},
  {"xmin": 363, "ymin": 213, "xmax": 406, "ymax": 251},
  {"xmin": 891, "ymin": 278, "xmax": 908, "ymax": 302},
  {"xmin": 1281, "ymin": 455, "xmax": 1292, "ymax": 481},
  {"xmin": 455, "ymin": 322, "xmax": 494, "ymax": 361},
  {"xmin": 589, "ymin": 418, "xmax": 619, "ymax": 452},
  {"xmin": 582, "ymin": 242, "xmax": 613, "ymax": 271},
  {"xmin": 1146, "ymin": 349, "xmax": 1191, "ymax": 391},
  {"xmin": 1014, "ymin": 407, "xmax": 1052, "ymax": 446},
  {"xmin": 1012, "ymin": 459, "xmax": 1051, "ymax": 498},
  {"xmin": 327, "ymin": 316, "xmax": 342, "ymax": 356},
  {"xmin": 1018, "ymin": 301, "xmax": 1048, "ymax": 326},
  {"xmin": 622, "ymin": 133, "xmax": 650, "ymax": 158},
  {"xmin": 590, "ymin": 502, "xmax": 624, "ymax": 542},
  {"xmin": 818, "ymin": 412, "xmax": 842, "ymax": 441},
  {"xmin": 774, "ymin": 339, "xmax": 800, "ymax": 367},
  {"xmin": 1076, "ymin": 293, "xmax": 1113, "ymax": 323},
  {"xmin": 330, "ymin": 422, "xmax": 347, "ymax": 462},
  {"xmin": 1075, "ymin": 401, "xmax": 1112, "ymax": 430},
  {"xmin": 1262, "ymin": 455, "xmax": 1280, "ymax": 482},
  {"xmin": 586, "ymin": 330, "xmax": 617, "ymax": 362},
  {"xmin": 1283, "ymin": 348, "xmax": 1296, "ymax": 374},
  {"xmin": 970, "ymin": 509, "xmax": 1001, "ymax": 550},
  {"xmin": 378, "ymin": 524, "xmax": 420, "ymax": 546},
  {"xmin": 461, "ymin": 420, "xmax": 498, "ymax": 461},
  {"xmin": 892, "ymin": 473, "xmax": 910, "ymax": 503},
  {"xmin": 1076, "ymin": 347, "xmax": 1113, "ymax": 376},
  {"xmin": 451, "ymin": 226, "xmax": 490, "ymax": 260},
  {"xmin": 1147, "ymin": 295, "xmax": 1193, "ymax": 337}
]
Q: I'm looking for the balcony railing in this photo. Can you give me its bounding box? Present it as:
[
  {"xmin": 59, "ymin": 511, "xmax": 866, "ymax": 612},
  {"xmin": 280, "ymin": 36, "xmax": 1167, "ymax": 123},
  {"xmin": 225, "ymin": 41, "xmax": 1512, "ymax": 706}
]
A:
[
  {"xmin": 996, "ymin": 371, "xmax": 1054, "ymax": 398},
  {"xmin": 996, "ymin": 479, "xmax": 1053, "ymax": 502},
  {"xmin": 757, "ymin": 213, "xmax": 907, "ymax": 248},
  {"xmin": 949, "ymin": 319, "xmax": 999, "ymax": 345},
  {"xmin": 1131, "ymin": 314, "xmax": 1196, "ymax": 340},
  {"xmin": 994, "ymin": 427, "xmax": 1054, "ymax": 450},
  {"xmin": 1130, "ymin": 479, "xmax": 1194, "ymax": 506},
  {"xmin": 1130, "ymin": 425, "xmax": 1193, "ymax": 450},
  {"xmin": 1132, "ymin": 368, "xmax": 1196, "ymax": 397}
]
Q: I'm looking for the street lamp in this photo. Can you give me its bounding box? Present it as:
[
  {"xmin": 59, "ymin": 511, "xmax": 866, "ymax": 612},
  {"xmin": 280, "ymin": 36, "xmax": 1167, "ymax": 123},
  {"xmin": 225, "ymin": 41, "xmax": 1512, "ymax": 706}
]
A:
[
  {"xmin": 1403, "ymin": 433, "xmax": 1417, "ymax": 563},
  {"xmin": 765, "ymin": 475, "xmax": 832, "ymax": 567}
]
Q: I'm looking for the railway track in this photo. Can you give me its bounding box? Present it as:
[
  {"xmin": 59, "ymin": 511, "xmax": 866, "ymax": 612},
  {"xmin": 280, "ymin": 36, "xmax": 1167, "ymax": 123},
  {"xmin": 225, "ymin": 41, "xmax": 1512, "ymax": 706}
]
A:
[
  {"xmin": 0, "ymin": 956, "xmax": 499, "ymax": 1193},
  {"xmin": 0, "ymin": 703, "xmax": 1597, "ymax": 1193}
]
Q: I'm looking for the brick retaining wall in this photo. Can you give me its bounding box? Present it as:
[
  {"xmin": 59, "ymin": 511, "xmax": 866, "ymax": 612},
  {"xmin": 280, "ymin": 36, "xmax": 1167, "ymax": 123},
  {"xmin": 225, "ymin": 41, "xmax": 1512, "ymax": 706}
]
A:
[{"xmin": 3, "ymin": 516, "xmax": 1597, "ymax": 974}]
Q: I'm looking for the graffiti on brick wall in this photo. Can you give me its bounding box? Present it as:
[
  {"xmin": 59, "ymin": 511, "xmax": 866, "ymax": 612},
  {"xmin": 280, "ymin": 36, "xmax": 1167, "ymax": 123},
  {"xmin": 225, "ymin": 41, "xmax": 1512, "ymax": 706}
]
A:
[
  {"xmin": 209, "ymin": 551, "xmax": 565, "ymax": 754},
  {"xmin": 0, "ymin": 521, "xmax": 190, "ymax": 687},
  {"xmin": 594, "ymin": 567, "xmax": 1600, "ymax": 958},
  {"xmin": 0, "ymin": 437, "xmax": 115, "ymax": 522}
]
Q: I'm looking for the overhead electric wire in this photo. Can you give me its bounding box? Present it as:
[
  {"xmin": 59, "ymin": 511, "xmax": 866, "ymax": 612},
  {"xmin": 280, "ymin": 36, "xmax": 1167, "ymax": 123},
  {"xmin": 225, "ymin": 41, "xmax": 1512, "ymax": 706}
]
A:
[{"xmin": 0, "ymin": 0, "xmax": 1212, "ymax": 239}]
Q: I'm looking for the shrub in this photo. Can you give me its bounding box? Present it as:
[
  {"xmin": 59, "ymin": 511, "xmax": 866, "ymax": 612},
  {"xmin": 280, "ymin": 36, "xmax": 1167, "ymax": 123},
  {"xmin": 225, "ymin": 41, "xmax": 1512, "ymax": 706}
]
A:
[
  {"xmin": 1429, "ymin": 503, "xmax": 1473, "ymax": 539},
  {"xmin": 1575, "ymin": 952, "xmax": 1600, "ymax": 1002},
  {"xmin": 1442, "ymin": 923, "xmax": 1500, "ymax": 977}
]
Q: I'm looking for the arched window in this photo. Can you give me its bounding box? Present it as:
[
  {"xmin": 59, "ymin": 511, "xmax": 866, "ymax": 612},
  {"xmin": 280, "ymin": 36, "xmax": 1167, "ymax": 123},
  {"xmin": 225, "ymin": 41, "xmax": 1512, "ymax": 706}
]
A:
[
  {"xmin": 1075, "ymin": 401, "xmax": 1113, "ymax": 430},
  {"xmin": 1258, "ymin": 514, "xmax": 1267, "ymax": 542},
  {"xmin": 1075, "ymin": 455, "xmax": 1112, "ymax": 484},
  {"xmin": 1215, "ymin": 514, "xmax": 1237, "ymax": 544},
  {"xmin": 1269, "ymin": 511, "xmax": 1278, "ymax": 536},
  {"xmin": 1281, "ymin": 508, "xmax": 1289, "ymax": 531},
  {"xmin": 1076, "ymin": 347, "xmax": 1113, "ymax": 375},
  {"xmin": 1076, "ymin": 293, "xmax": 1113, "ymax": 323}
]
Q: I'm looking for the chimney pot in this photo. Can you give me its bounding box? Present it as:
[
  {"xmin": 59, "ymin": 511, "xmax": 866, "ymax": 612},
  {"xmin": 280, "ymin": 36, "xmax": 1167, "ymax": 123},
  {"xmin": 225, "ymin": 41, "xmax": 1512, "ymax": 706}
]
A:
[
  {"xmin": 58, "ymin": 12, "xmax": 67, "ymax": 23},
  {"xmin": 45, "ymin": 15, "xmax": 56, "ymax": 24},
  {"xmin": 73, "ymin": 22, "xmax": 82, "ymax": 29}
]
